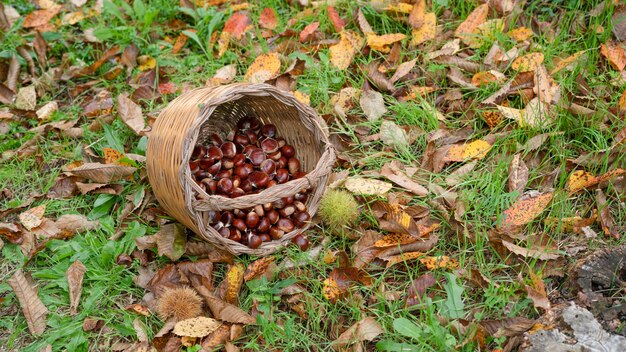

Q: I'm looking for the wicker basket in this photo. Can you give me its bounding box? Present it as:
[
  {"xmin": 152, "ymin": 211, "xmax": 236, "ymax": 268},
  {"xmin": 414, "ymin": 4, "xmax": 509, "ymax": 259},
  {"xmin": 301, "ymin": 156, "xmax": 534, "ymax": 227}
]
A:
[{"xmin": 146, "ymin": 83, "xmax": 336, "ymax": 256}]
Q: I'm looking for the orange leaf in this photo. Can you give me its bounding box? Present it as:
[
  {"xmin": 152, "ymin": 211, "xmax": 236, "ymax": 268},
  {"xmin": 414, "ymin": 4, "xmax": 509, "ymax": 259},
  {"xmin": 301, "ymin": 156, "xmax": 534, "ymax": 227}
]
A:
[
  {"xmin": 366, "ymin": 33, "xmax": 406, "ymax": 53},
  {"xmin": 23, "ymin": 6, "xmax": 61, "ymax": 28},
  {"xmin": 454, "ymin": 4, "xmax": 488, "ymax": 44},
  {"xmin": 299, "ymin": 22, "xmax": 319, "ymax": 43},
  {"xmin": 551, "ymin": 51, "xmax": 584, "ymax": 74},
  {"xmin": 419, "ymin": 255, "xmax": 458, "ymax": 270},
  {"xmin": 244, "ymin": 53, "xmax": 281, "ymax": 83},
  {"xmin": 471, "ymin": 71, "xmax": 503, "ymax": 86},
  {"xmin": 619, "ymin": 89, "xmax": 626, "ymax": 111},
  {"xmin": 223, "ymin": 12, "xmax": 250, "ymax": 40},
  {"xmin": 385, "ymin": 252, "xmax": 425, "ymax": 268},
  {"xmin": 374, "ymin": 233, "xmax": 417, "ymax": 248},
  {"xmin": 408, "ymin": 0, "xmax": 426, "ymax": 29},
  {"xmin": 499, "ymin": 192, "xmax": 553, "ymax": 230},
  {"xmin": 223, "ymin": 263, "xmax": 244, "ymax": 304},
  {"xmin": 243, "ymin": 257, "xmax": 275, "ymax": 282},
  {"xmin": 172, "ymin": 32, "xmax": 189, "ymax": 54},
  {"xmin": 512, "ymin": 53, "xmax": 544, "ymax": 72},
  {"xmin": 507, "ymin": 27, "xmax": 533, "ymax": 41},
  {"xmin": 411, "ymin": 12, "xmax": 437, "ymax": 45},
  {"xmin": 482, "ymin": 110, "xmax": 503, "ymax": 129},
  {"xmin": 327, "ymin": 6, "xmax": 345, "ymax": 33},
  {"xmin": 600, "ymin": 42, "xmax": 626, "ymax": 71},
  {"xmin": 259, "ymin": 8, "xmax": 278, "ymax": 30}
]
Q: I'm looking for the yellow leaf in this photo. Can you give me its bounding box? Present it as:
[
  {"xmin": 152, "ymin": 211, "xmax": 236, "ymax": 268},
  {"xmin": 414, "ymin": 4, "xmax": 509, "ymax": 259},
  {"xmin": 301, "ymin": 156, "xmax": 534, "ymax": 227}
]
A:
[
  {"xmin": 224, "ymin": 263, "xmax": 244, "ymax": 304},
  {"xmin": 244, "ymin": 52, "xmax": 281, "ymax": 83},
  {"xmin": 411, "ymin": 12, "xmax": 437, "ymax": 45},
  {"xmin": 137, "ymin": 55, "xmax": 156, "ymax": 71},
  {"xmin": 507, "ymin": 27, "xmax": 533, "ymax": 41},
  {"xmin": 600, "ymin": 42, "xmax": 626, "ymax": 71},
  {"xmin": 566, "ymin": 170, "xmax": 595, "ymax": 193},
  {"xmin": 482, "ymin": 110, "xmax": 503, "ymax": 129},
  {"xmin": 471, "ymin": 70, "xmax": 504, "ymax": 86},
  {"xmin": 62, "ymin": 11, "xmax": 85, "ymax": 25},
  {"xmin": 512, "ymin": 53, "xmax": 544, "ymax": 72},
  {"xmin": 366, "ymin": 33, "xmax": 406, "ymax": 53},
  {"xmin": 499, "ymin": 192, "xmax": 553, "ymax": 229},
  {"xmin": 465, "ymin": 18, "xmax": 504, "ymax": 48},
  {"xmin": 444, "ymin": 140, "xmax": 492, "ymax": 162},
  {"xmin": 329, "ymin": 31, "xmax": 363, "ymax": 70},
  {"xmin": 293, "ymin": 91, "xmax": 310, "ymax": 106},
  {"xmin": 454, "ymin": 4, "xmax": 489, "ymax": 43},
  {"xmin": 344, "ymin": 177, "xmax": 392, "ymax": 195},
  {"xmin": 385, "ymin": 252, "xmax": 425, "ymax": 268},
  {"xmin": 374, "ymin": 233, "xmax": 417, "ymax": 248},
  {"xmin": 384, "ymin": 3, "xmax": 414, "ymax": 14},
  {"xmin": 322, "ymin": 277, "xmax": 341, "ymax": 302},
  {"xmin": 551, "ymin": 51, "xmax": 584, "ymax": 75},
  {"xmin": 419, "ymin": 256, "xmax": 458, "ymax": 270}
]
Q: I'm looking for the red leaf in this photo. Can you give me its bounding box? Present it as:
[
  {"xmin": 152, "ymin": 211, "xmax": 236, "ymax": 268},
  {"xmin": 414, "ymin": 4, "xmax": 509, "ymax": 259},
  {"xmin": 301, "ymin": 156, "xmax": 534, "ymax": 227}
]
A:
[
  {"xmin": 299, "ymin": 22, "xmax": 319, "ymax": 43},
  {"xmin": 223, "ymin": 13, "xmax": 250, "ymax": 40},
  {"xmin": 327, "ymin": 6, "xmax": 345, "ymax": 32},
  {"xmin": 259, "ymin": 8, "xmax": 278, "ymax": 30}
]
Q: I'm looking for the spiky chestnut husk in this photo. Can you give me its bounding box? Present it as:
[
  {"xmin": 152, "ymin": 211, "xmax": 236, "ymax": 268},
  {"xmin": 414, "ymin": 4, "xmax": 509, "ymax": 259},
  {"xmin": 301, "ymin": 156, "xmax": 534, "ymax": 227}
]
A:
[
  {"xmin": 156, "ymin": 287, "xmax": 203, "ymax": 321},
  {"xmin": 318, "ymin": 189, "xmax": 359, "ymax": 233}
]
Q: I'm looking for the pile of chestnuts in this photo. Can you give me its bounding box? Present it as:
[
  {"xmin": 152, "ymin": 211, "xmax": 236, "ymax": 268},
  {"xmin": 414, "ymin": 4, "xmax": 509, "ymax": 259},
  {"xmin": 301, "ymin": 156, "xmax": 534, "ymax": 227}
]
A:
[{"xmin": 189, "ymin": 116, "xmax": 311, "ymax": 250}]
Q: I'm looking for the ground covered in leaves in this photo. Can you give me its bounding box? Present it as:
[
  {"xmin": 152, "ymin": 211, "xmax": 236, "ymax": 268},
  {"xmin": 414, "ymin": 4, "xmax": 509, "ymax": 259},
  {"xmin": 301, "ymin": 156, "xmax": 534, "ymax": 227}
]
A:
[{"xmin": 1, "ymin": 0, "xmax": 626, "ymax": 351}]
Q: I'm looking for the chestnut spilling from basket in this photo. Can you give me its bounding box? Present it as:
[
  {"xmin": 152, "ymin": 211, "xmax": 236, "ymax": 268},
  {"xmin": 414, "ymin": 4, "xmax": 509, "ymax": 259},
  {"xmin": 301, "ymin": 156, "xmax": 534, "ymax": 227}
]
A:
[{"xmin": 189, "ymin": 115, "xmax": 311, "ymax": 250}]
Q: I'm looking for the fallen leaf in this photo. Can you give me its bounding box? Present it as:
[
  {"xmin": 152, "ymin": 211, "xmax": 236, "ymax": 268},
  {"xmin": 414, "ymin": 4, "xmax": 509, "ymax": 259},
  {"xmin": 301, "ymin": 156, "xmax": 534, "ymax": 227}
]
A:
[
  {"xmin": 125, "ymin": 303, "xmax": 150, "ymax": 316},
  {"xmin": 66, "ymin": 260, "xmax": 86, "ymax": 315},
  {"xmin": 420, "ymin": 256, "xmax": 458, "ymax": 270},
  {"xmin": 220, "ymin": 263, "xmax": 244, "ymax": 304},
  {"xmin": 371, "ymin": 201, "xmax": 421, "ymax": 237},
  {"xmin": 19, "ymin": 205, "xmax": 46, "ymax": 231},
  {"xmin": 15, "ymin": 86, "xmax": 37, "ymax": 111},
  {"xmin": 374, "ymin": 233, "xmax": 417, "ymax": 248},
  {"xmin": 331, "ymin": 317, "xmax": 383, "ymax": 347},
  {"xmin": 173, "ymin": 317, "xmax": 222, "ymax": 338},
  {"xmin": 596, "ymin": 188, "xmax": 619, "ymax": 238},
  {"xmin": 508, "ymin": 154, "xmax": 529, "ymax": 194},
  {"xmin": 366, "ymin": 33, "xmax": 406, "ymax": 53},
  {"xmin": 359, "ymin": 90, "xmax": 387, "ymax": 121},
  {"xmin": 299, "ymin": 22, "xmax": 319, "ymax": 43},
  {"xmin": 479, "ymin": 317, "xmax": 535, "ymax": 338},
  {"xmin": 501, "ymin": 240, "xmax": 560, "ymax": 260},
  {"xmin": 411, "ymin": 12, "xmax": 437, "ymax": 45},
  {"xmin": 154, "ymin": 223, "xmax": 187, "ymax": 261},
  {"xmin": 23, "ymin": 6, "xmax": 61, "ymax": 28},
  {"xmin": 512, "ymin": 53, "xmax": 545, "ymax": 72},
  {"xmin": 408, "ymin": 0, "xmax": 426, "ymax": 28},
  {"xmin": 244, "ymin": 257, "xmax": 275, "ymax": 282},
  {"xmin": 329, "ymin": 31, "xmax": 363, "ymax": 70},
  {"xmin": 223, "ymin": 12, "xmax": 250, "ymax": 40},
  {"xmin": 200, "ymin": 289, "xmax": 255, "ymax": 325},
  {"xmin": 137, "ymin": 55, "xmax": 156, "ymax": 71},
  {"xmin": 427, "ymin": 39, "xmax": 461, "ymax": 60},
  {"xmin": 36, "ymin": 101, "xmax": 58, "ymax": 120},
  {"xmin": 600, "ymin": 42, "xmax": 626, "ymax": 71},
  {"xmin": 523, "ymin": 270, "xmax": 550, "ymax": 310},
  {"xmin": 344, "ymin": 177, "xmax": 392, "ymax": 195},
  {"xmin": 380, "ymin": 161, "xmax": 428, "ymax": 196},
  {"xmin": 117, "ymin": 93, "xmax": 146, "ymax": 135},
  {"xmin": 405, "ymin": 274, "xmax": 436, "ymax": 307},
  {"xmin": 244, "ymin": 53, "xmax": 281, "ymax": 83},
  {"xmin": 8, "ymin": 269, "xmax": 49, "ymax": 335},
  {"xmin": 380, "ymin": 120, "xmax": 409, "ymax": 150},
  {"xmin": 499, "ymin": 191, "xmax": 553, "ymax": 230},
  {"xmin": 508, "ymin": 27, "xmax": 533, "ymax": 41},
  {"xmin": 471, "ymin": 71, "xmax": 504, "ymax": 87},
  {"xmin": 83, "ymin": 90, "xmax": 114, "ymax": 117},
  {"xmin": 481, "ymin": 110, "xmax": 503, "ymax": 129},
  {"xmin": 385, "ymin": 251, "xmax": 425, "ymax": 268},
  {"xmin": 566, "ymin": 170, "xmax": 595, "ymax": 193},
  {"xmin": 551, "ymin": 51, "xmax": 585, "ymax": 75},
  {"xmin": 208, "ymin": 64, "xmax": 237, "ymax": 86},
  {"xmin": 454, "ymin": 4, "xmax": 489, "ymax": 45},
  {"xmin": 390, "ymin": 59, "xmax": 417, "ymax": 84},
  {"xmin": 55, "ymin": 214, "xmax": 99, "ymax": 235},
  {"xmin": 259, "ymin": 8, "xmax": 277, "ymax": 30},
  {"xmin": 65, "ymin": 162, "xmax": 136, "ymax": 183},
  {"xmin": 446, "ymin": 160, "xmax": 477, "ymax": 186},
  {"xmin": 444, "ymin": 140, "xmax": 492, "ymax": 162},
  {"xmin": 533, "ymin": 64, "xmax": 557, "ymax": 104},
  {"xmin": 327, "ymin": 6, "xmax": 345, "ymax": 32},
  {"xmin": 465, "ymin": 19, "xmax": 504, "ymax": 48}
]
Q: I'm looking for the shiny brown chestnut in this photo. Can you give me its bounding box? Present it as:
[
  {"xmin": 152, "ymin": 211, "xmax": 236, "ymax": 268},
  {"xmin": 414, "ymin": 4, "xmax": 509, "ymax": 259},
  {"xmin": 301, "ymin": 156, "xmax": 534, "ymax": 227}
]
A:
[
  {"xmin": 254, "ymin": 205, "xmax": 265, "ymax": 217},
  {"xmin": 261, "ymin": 138, "xmax": 279, "ymax": 153},
  {"xmin": 275, "ymin": 169, "xmax": 289, "ymax": 183},
  {"xmin": 260, "ymin": 124, "xmax": 277, "ymax": 138},
  {"xmin": 277, "ymin": 218, "xmax": 295, "ymax": 232},
  {"xmin": 232, "ymin": 218, "xmax": 247, "ymax": 232},
  {"xmin": 279, "ymin": 205, "xmax": 296, "ymax": 217},
  {"xmin": 259, "ymin": 159, "xmax": 276, "ymax": 175},
  {"xmin": 222, "ymin": 158, "xmax": 234, "ymax": 170},
  {"xmin": 268, "ymin": 150, "xmax": 282, "ymax": 161},
  {"xmin": 233, "ymin": 209, "xmax": 246, "ymax": 218},
  {"xmin": 230, "ymin": 187, "xmax": 245, "ymax": 198},
  {"xmin": 233, "ymin": 133, "xmax": 249, "ymax": 146},
  {"xmin": 248, "ymin": 235, "xmax": 262, "ymax": 249},
  {"xmin": 249, "ymin": 171, "xmax": 270, "ymax": 188},
  {"xmin": 209, "ymin": 133, "xmax": 223, "ymax": 146},
  {"xmin": 269, "ymin": 227, "xmax": 284, "ymax": 240},
  {"xmin": 192, "ymin": 145, "xmax": 206, "ymax": 159},
  {"xmin": 294, "ymin": 201, "xmax": 307, "ymax": 212},
  {"xmin": 288, "ymin": 157, "xmax": 301, "ymax": 174},
  {"xmin": 246, "ymin": 130, "xmax": 258, "ymax": 145},
  {"xmin": 201, "ymin": 178, "xmax": 217, "ymax": 194},
  {"xmin": 293, "ymin": 211, "xmax": 311, "ymax": 227},
  {"xmin": 292, "ymin": 234, "xmax": 310, "ymax": 251},
  {"xmin": 246, "ymin": 212, "xmax": 260, "ymax": 229},
  {"xmin": 189, "ymin": 160, "xmax": 200, "ymax": 173},
  {"xmin": 234, "ymin": 165, "xmax": 251, "ymax": 179},
  {"xmin": 221, "ymin": 211, "xmax": 234, "ymax": 225},
  {"xmin": 249, "ymin": 149, "xmax": 266, "ymax": 166},
  {"xmin": 207, "ymin": 161, "xmax": 221, "ymax": 176},
  {"xmin": 240, "ymin": 179, "xmax": 253, "ymax": 193},
  {"xmin": 233, "ymin": 153, "xmax": 246, "ymax": 167},
  {"xmin": 229, "ymin": 228, "xmax": 242, "ymax": 242},
  {"xmin": 259, "ymin": 233, "xmax": 271, "ymax": 242},
  {"xmin": 218, "ymin": 226, "xmax": 230, "ymax": 238},
  {"xmin": 294, "ymin": 192, "xmax": 308, "ymax": 202},
  {"xmin": 207, "ymin": 146, "xmax": 223, "ymax": 162},
  {"xmin": 221, "ymin": 142, "xmax": 237, "ymax": 159},
  {"xmin": 217, "ymin": 178, "xmax": 233, "ymax": 194},
  {"xmin": 267, "ymin": 210, "xmax": 279, "ymax": 224},
  {"xmin": 215, "ymin": 169, "xmax": 232, "ymax": 180},
  {"xmin": 257, "ymin": 217, "xmax": 271, "ymax": 232},
  {"xmin": 280, "ymin": 145, "xmax": 296, "ymax": 158}
]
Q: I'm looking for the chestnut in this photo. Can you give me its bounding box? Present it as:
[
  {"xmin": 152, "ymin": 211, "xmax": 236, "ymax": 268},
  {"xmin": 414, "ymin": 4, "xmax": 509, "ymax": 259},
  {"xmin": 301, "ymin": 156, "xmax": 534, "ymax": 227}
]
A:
[
  {"xmin": 292, "ymin": 171, "xmax": 307, "ymax": 179},
  {"xmin": 189, "ymin": 160, "xmax": 200, "ymax": 173},
  {"xmin": 232, "ymin": 218, "xmax": 247, "ymax": 232},
  {"xmin": 235, "ymin": 165, "xmax": 251, "ymax": 179},
  {"xmin": 249, "ymin": 171, "xmax": 270, "ymax": 188},
  {"xmin": 234, "ymin": 133, "xmax": 249, "ymax": 146},
  {"xmin": 293, "ymin": 211, "xmax": 311, "ymax": 227},
  {"xmin": 231, "ymin": 187, "xmax": 245, "ymax": 198},
  {"xmin": 207, "ymin": 161, "xmax": 221, "ymax": 176},
  {"xmin": 243, "ymin": 145, "xmax": 257, "ymax": 156},
  {"xmin": 288, "ymin": 157, "xmax": 301, "ymax": 175},
  {"xmin": 263, "ymin": 203, "xmax": 273, "ymax": 211},
  {"xmin": 192, "ymin": 145, "xmax": 206, "ymax": 159},
  {"xmin": 257, "ymin": 217, "xmax": 271, "ymax": 232},
  {"xmin": 275, "ymin": 169, "xmax": 289, "ymax": 183},
  {"xmin": 280, "ymin": 145, "xmax": 295, "ymax": 158},
  {"xmin": 246, "ymin": 211, "xmax": 260, "ymax": 229},
  {"xmin": 259, "ymin": 233, "xmax": 271, "ymax": 242},
  {"xmin": 240, "ymin": 179, "xmax": 253, "ymax": 193},
  {"xmin": 232, "ymin": 175, "xmax": 241, "ymax": 189},
  {"xmin": 279, "ymin": 205, "xmax": 296, "ymax": 217},
  {"xmin": 267, "ymin": 210, "xmax": 279, "ymax": 224},
  {"xmin": 277, "ymin": 156, "xmax": 287, "ymax": 169},
  {"xmin": 195, "ymin": 170, "xmax": 210, "ymax": 180},
  {"xmin": 201, "ymin": 178, "xmax": 217, "ymax": 194},
  {"xmin": 233, "ymin": 153, "xmax": 246, "ymax": 167},
  {"xmin": 261, "ymin": 138, "xmax": 279, "ymax": 153},
  {"xmin": 248, "ymin": 235, "xmax": 262, "ymax": 249},
  {"xmin": 218, "ymin": 226, "xmax": 230, "ymax": 238},
  {"xmin": 233, "ymin": 209, "xmax": 246, "ymax": 218},
  {"xmin": 229, "ymin": 228, "xmax": 242, "ymax": 242},
  {"xmin": 294, "ymin": 192, "xmax": 308, "ymax": 202},
  {"xmin": 292, "ymin": 234, "xmax": 310, "ymax": 251},
  {"xmin": 222, "ymin": 158, "xmax": 234, "ymax": 170},
  {"xmin": 209, "ymin": 133, "xmax": 223, "ymax": 146},
  {"xmin": 237, "ymin": 116, "xmax": 259, "ymax": 131},
  {"xmin": 269, "ymin": 227, "xmax": 284, "ymax": 240},
  {"xmin": 216, "ymin": 169, "xmax": 232, "ymax": 180},
  {"xmin": 282, "ymin": 195, "xmax": 294, "ymax": 205},
  {"xmin": 246, "ymin": 130, "xmax": 258, "ymax": 145},
  {"xmin": 249, "ymin": 149, "xmax": 266, "ymax": 166},
  {"xmin": 260, "ymin": 159, "xmax": 276, "ymax": 175},
  {"xmin": 294, "ymin": 201, "xmax": 307, "ymax": 212},
  {"xmin": 221, "ymin": 211, "xmax": 234, "ymax": 225},
  {"xmin": 268, "ymin": 151, "xmax": 282, "ymax": 161},
  {"xmin": 277, "ymin": 218, "xmax": 295, "ymax": 232},
  {"xmin": 217, "ymin": 178, "xmax": 233, "ymax": 194},
  {"xmin": 260, "ymin": 124, "xmax": 277, "ymax": 138},
  {"xmin": 207, "ymin": 146, "xmax": 223, "ymax": 162},
  {"xmin": 276, "ymin": 137, "xmax": 286, "ymax": 148},
  {"xmin": 221, "ymin": 142, "xmax": 237, "ymax": 159},
  {"xmin": 267, "ymin": 180, "xmax": 278, "ymax": 188},
  {"xmin": 254, "ymin": 204, "xmax": 265, "ymax": 217}
]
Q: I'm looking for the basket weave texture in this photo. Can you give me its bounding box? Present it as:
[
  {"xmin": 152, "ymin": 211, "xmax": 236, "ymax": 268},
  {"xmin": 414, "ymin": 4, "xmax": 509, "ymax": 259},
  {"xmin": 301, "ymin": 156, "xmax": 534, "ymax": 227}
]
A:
[{"xmin": 146, "ymin": 83, "xmax": 336, "ymax": 255}]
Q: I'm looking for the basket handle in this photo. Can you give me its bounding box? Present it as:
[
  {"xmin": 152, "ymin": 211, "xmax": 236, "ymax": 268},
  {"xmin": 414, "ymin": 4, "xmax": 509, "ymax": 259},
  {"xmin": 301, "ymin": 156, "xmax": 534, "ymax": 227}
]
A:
[{"xmin": 191, "ymin": 145, "xmax": 335, "ymax": 211}]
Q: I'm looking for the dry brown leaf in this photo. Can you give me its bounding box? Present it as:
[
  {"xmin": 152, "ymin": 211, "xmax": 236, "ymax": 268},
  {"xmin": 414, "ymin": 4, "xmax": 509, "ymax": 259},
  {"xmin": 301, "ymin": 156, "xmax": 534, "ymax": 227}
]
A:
[
  {"xmin": 8, "ymin": 269, "xmax": 49, "ymax": 335},
  {"xmin": 331, "ymin": 317, "xmax": 383, "ymax": 348},
  {"xmin": 329, "ymin": 31, "xmax": 362, "ymax": 70},
  {"xmin": 299, "ymin": 21, "xmax": 319, "ymax": 43},
  {"xmin": 427, "ymin": 39, "xmax": 461, "ymax": 60},
  {"xmin": 596, "ymin": 188, "xmax": 619, "ymax": 238},
  {"xmin": 479, "ymin": 317, "xmax": 535, "ymax": 338},
  {"xmin": 408, "ymin": 0, "xmax": 426, "ymax": 29},
  {"xmin": 208, "ymin": 64, "xmax": 237, "ymax": 86},
  {"xmin": 372, "ymin": 201, "xmax": 421, "ymax": 237},
  {"xmin": 66, "ymin": 260, "xmax": 86, "ymax": 315},
  {"xmin": 55, "ymin": 214, "xmax": 98, "ymax": 235},
  {"xmin": 600, "ymin": 42, "xmax": 626, "ymax": 71},
  {"xmin": 117, "ymin": 93, "xmax": 146, "ymax": 135},
  {"xmin": 244, "ymin": 53, "xmax": 281, "ymax": 83},
  {"xmin": 443, "ymin": 140, "xmax": 492, "ymax": 162},
  {"xmin": 65, "ymin": 162, "xmax": 136, "ymax": 183},
  {"xmin": 454, "ymin": 4, "xmax": 489, "ymax": 45},
  {"xmin": 243, "ymin": 257, "xmax": 275, "ymax": 282},
  {"xmin": 405, "ymin": 274, "xmax": 436, "ymax": 307},
  {"xmin": 380, "ymin": 161, "xmax": 428, "ymax": 196},
  {"xmin": 390, "ymin": 59, "xmax": 417, "ymax": 84},
  {"xmin": 501, "ymin": 240, "xmax": 560, "ymax": 260},
  {"xmin": 154, "ymin": 223, "xmax": 187, "ymax": 261},
  {"xmin": 523, "ymin": 270, "xmax": 550, "ymax": 310},
  {"xmin": 380, "ymin": 120, "xmax": 409, "ymax": 150},
  {"xmin": 173, "ymin": 317, "xmax": 222, "ymax": 338},
  {"xmin": 259, "ymin": 7, "xmax": 278, "ymax": 30},
  {"xmin": 366, "ymin": 33, "xmax": 406, "ymax": 53},
  {"xmin": 19, "ymin": 205, "xmax": 46, "ymax": 231},
  {"xmin": 512, "ymin": 53, "xmax": 544, "ymax": 72},
  {"xmin": 15, "ymin": 86, "xmax": 37, "ymax": 111},
  {"xmin": 23, "ymin": 5, "xmax": 61, "ymax": 28},
  {"xmin": 446, "ymin": 160, "xmax": 477, "ymax": 186},
  {"xmin": 373, "ymin": 233, "xmax": 417, "ymax": 248},
  {"xmin": 471, "ymin": 70, "xmax": 505, "ymax": 87},
  {"xmin": 499, "ymin": 191, "xmax": 553, "ymax": 230},
  {"xmin": 360, "ymin": 90, "xmax": 387, "ymax": 121},
  {"xmin": 327, "ymin": 6, "xmax": 345, "ymax": 33},
  {"xmin": 533, "ymin": 65, "xmax": 557, "ymax": 104},
  {"xmin": 344, "ymin": 177, "xmax": 392, "ymax": 195},
  {"xmin": 508, "ymin": 154, "xmax": 529, "ymax": 194},
  {"xmin": 551, "ymin": 51, "xmax": 585, "ymax": 75},
  {"xmin": 411, "ymin": 12, "xmax": 436, "ymax": 45}
]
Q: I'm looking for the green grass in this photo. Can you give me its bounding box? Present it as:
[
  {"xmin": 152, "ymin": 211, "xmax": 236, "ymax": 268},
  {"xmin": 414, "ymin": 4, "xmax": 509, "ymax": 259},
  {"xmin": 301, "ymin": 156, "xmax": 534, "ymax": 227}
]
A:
[{"xmin": 2, "ymin": 0, "xmax": 626, "ymax": 351}]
